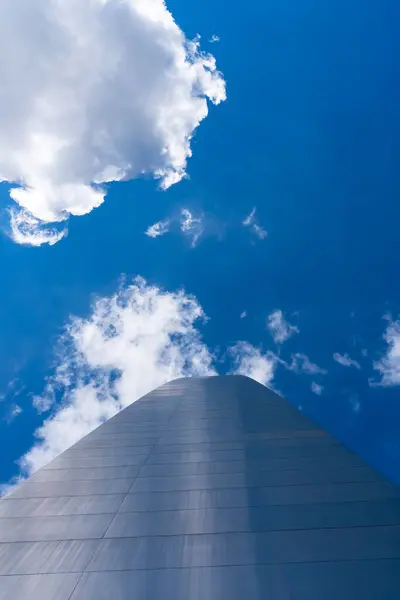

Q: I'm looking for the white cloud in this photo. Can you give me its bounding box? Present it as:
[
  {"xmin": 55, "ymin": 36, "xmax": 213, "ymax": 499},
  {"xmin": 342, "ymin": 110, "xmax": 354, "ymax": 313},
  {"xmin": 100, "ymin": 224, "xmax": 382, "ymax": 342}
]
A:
[
  {"xmin": 210, "ymin": 34, "xmax": 220, "ymax": 43},
  {"xmin": 8, "ymin": 208, "xmax": 67, "ymax": 247},
  {"xmin": 374, "ymin": 319, "xmax": 400, "ymax": 386},
  {"xmin": 242, "ymin": 207, "xmax": 267, "ymax": 240},
  {"xmin": 145, "ymin": 208, "xmax": 204, "ymax": 245},
  {"xmin": 4, "ymin": 404, "xmax": 23, "ymax": 424},
  {"xmin": 267, "ymin": 310, "xmax": 299, "ymax": 344},
  {"xmin": 252, "ymin": 224, "xmax": 268, "ymax": 240},
  {"xmin": 311, "ymin": 382, "xmax": 323, "ymax": 396},
  {"xmin": 243, "ymin": 208, "xmax": 257, "ymax": 227},
  {"xmin": 0, "ymin": 0, "xmax": 226, "ymax": 246},
  {"xmin": 20, "ymin": 277, "xmax": 217, "ymax": 475},
  {"xmin": 240, "ymin": 311, "xmax": 247, "ymax": 319},
  {"xmin": 180, "ymin": 208, "xmax": 204, "ymax": 247},
  {"xmin": 229, "ymin": 342, "xmax": 277, "ymax": 386},
  {"xmin": 349, "ymin": 394, "xmax": 361, "ymax": 413},
  {"xmin": 333, "ymin": 352, "xmax": 361, "ymax": 370},
  {"xmin": 145, "ymin": 219, "xmax": 170, "ymax": 238},
  {"xmin": 288, "ymin": 353, "xmax": 327, "ymax": 375}
]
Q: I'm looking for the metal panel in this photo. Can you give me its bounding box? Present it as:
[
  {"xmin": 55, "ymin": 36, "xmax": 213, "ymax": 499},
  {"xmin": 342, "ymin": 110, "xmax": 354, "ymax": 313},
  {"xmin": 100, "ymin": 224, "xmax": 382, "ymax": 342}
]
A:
[
  {"xmin": 29, "ymin": 465, "xmax": 141, "ymax": 482},
  {"xmin": 0, "ymin": 573, "xmax": 81, "ymax": 600},
  {"xmin": 0, "ymin": 514, "xmax": 113, "ymax": 542},
  {"xmin": 10, "ymin": 478, "xmax": 133, "ymax": 498},
  {"xmin": 145, "ymin": 445, "xmax": 351, "ymax": 463},
  {"xmin": 138, "ymin": 455, "xmax": 363, "ymax": 477},
  {"xmin": 42, "ymin": 454, "xmax": 147, "ymax": 469},
  {"xmin": 0, "ymin": 495, "xmax": 125, "ymax": 518},
  {"xmin": 148, "ymin": 438, "xmax": 339, "ymax": 454},
  {"xmin": 71, "ymin": 437, "xmax": 156, "ymax": 449},
  {"xmin": 0, "ymin": 540, "xmax": 100, "ymax": 575},
  {"xmin": 63, "ymin": 445, "xmax": 153, "ymax": 458},
  {"xmin": 82, "ymin": 433, "xmax": 159, "ymax": 444},
  {"xmin": 129, "ymin": 466, "xmax": 380, "ymax": 493}
]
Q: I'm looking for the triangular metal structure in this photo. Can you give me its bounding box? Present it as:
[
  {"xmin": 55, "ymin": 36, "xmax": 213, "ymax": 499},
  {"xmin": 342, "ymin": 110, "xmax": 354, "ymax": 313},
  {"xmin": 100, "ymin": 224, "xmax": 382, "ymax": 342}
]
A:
[{"xmin": 1, "ymin": 375, "xmax": 400, "ymax": 598}]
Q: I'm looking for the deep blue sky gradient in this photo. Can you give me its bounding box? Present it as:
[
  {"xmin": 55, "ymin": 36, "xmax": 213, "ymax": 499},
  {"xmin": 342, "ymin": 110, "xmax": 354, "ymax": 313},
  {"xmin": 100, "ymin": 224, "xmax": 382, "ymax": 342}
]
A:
[{"xmin": 1, "ymin": 0, "xmax": 400, "ymax": 485}]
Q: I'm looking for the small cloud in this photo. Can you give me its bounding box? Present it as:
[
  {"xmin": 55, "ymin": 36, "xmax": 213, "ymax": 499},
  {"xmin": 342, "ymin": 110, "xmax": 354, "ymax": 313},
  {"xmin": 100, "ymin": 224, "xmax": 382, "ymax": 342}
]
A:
[
  {"xmin": 243, "ymin": 207, "xmax": 257, "ymax": 227},
  {"xmin": 373, "ymin": 318, "xmax": 400, "ymax": 386},
  {"xmin": 229, "ymin": 342, "xmax": 277, "ymax": 387},
  {"xmin": 361, "ymin": 349, "xmax": 368, "ymax": 357},
  {"xmin": 242, "ymin": 207, "xmax": 268, "ymax": 240},
  {"xmin": 4, "ymin": 403, "xmax": 22, "ymax": 424},
  {"xmin": 333, "ymin": 352, "xmax": 361, "ymax": 369},
  {"xmin": 145, "ymin": 219, "xmax": 170, "ymax": 238},
  {"xmin": 311, "ymin": 382, "xmax": 323, "ymax": 396},
  {"xmin": 288, "ymin": 353, "xmax": 327, "ymax": 375},
  {"xmin": 180, "ymin": 208, "xmax": 204, "ymax": 247},
  {"xmin": 32, "ymin": 386, "xmax": 55, "ymax": 414},
  {"xmin": 1, "ymin": 378, "xmax": 25, "ymax": 399},
  {"xmin": 240, "ymin": 311, "xmax": 247, "ymax": 319},
  {"xmin": 210, "ymin": 34, "xmax": 220, "ymax": 43},
  {"xmin": 9, "ymin": 208, "xmax": 67, "ymax": 247},
  {"xmin": 349, "ymin": 394, "xmax": 361, "ymax": 413},
  {"xmin": 267, "ymin": 310, "xmax": 299, "ymax": 344},
  {"xmin": 253, "ymin": 224, "xmax": 268, "ymax": 240}
]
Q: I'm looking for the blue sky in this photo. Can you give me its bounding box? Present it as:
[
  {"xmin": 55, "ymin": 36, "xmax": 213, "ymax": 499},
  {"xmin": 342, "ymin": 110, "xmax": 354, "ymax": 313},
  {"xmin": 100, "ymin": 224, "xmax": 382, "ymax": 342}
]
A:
[{"xmin": 1, "ymin": 0, "xmax": 400, "ymax": 490}]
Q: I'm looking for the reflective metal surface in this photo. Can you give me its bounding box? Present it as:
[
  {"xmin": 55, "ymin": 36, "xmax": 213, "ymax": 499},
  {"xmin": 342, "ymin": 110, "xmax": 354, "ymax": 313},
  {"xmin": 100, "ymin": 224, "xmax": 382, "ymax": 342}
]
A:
[{"xmin": 1, "ymin": 375, "xmax": 400, "ymax": 598}]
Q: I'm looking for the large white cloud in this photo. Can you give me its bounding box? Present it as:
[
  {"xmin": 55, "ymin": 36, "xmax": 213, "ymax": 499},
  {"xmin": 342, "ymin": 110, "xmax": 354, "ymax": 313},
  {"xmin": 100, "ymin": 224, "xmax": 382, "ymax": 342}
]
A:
[
  {"xmin": 0, "ymin": 0, "xmax": 226, "ymax": 246},
  {"xmin": 20, "ymin": 277, "xmax": 217, "ymax": 475}
]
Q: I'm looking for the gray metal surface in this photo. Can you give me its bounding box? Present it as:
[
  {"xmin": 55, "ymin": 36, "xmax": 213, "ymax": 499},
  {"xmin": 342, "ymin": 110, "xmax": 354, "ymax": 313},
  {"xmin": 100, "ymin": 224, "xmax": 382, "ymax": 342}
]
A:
[{"xmin": 1, "ymin": 375, "xmax": 400, "ymax": 598}]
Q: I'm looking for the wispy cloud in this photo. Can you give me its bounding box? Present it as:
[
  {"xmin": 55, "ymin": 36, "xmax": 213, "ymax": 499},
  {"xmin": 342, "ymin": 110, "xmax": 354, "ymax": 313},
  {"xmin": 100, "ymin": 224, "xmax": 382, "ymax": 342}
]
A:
[
  {"xmin": 374, "ymin": 318, "xmax": 400, "ymax": 386},
  {"xmin": 267, "ymin": 310, "xmax": 299, "ymax": 344},
  {"xmin": 3, "ymin": 403, "xmax": 23, "ymax": 424},
  {"xmin": 145, "ymin": 219, "xmax": 170, "ymax": 239},
  {"xmin": 229, "ymin": 342, "xmax": 277, "ymax": 386},
  {"xmin": 333, "ymin": 352, "xmax": 361, "ymax": 369},
  {"xmin": 242, "ymin": 208, "xmax": 257, "ymax": 227},
  {"xmin": 288, "ymin": 353, "xmax": 327, "ymax": 375},
  {"xmin": 8, "ymin": 209, "xmax": 67, "ymax": 247},
  {"xmin": 145, "ymin": 208, "xmax": 203, "ymax": 246},
  {"xmin": 252, "ymin": 224, "xmax": 268, "ymax": 240},
  {"xmin": 240, "ymin": 311, "xmax": 247, "ymax": 319},
  {"xmin": 349, "ymin": 393, "xmax": 361, "ymax": 413},
  {"xmin": 0, "ymin": 0, "xmax": 226, "ymax": 246},
  {"xmin": 311, "ymin": 382, "xmax": 323, "ymax": 396},
  {"xmin": 242, "ymin": 207, "xmax": 267, "ymax": 240},
  {"xmin": 180, "ymin": 208, "xmax": 204, "ymax": 247},
  {"xmin": 210, "ymin": 34, "xmax": 220, "ymax": 43}
]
